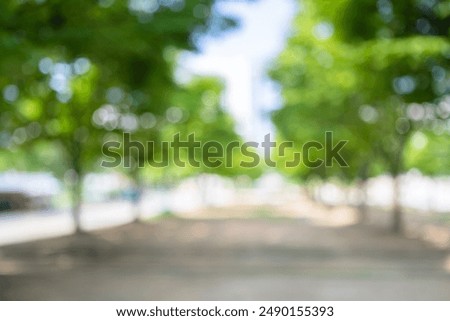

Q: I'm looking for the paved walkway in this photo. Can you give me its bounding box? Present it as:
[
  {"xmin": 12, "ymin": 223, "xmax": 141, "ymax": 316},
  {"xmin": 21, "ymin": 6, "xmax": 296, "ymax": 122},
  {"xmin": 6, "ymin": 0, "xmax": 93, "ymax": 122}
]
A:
[{"xmin": 1, "ymin": 213, "xmax": 449, "ymax": 300}]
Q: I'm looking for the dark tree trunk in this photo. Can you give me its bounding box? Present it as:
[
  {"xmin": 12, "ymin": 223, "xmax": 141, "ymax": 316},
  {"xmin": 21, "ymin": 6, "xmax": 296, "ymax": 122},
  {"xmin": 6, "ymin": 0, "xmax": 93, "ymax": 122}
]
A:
[
  {"xmin": 130, "ymin": 168, "xmax": 143, "ymax": 222},
  {"xmin": 387, "ymin": 133, "xmax": 406, "ymax": 234}
]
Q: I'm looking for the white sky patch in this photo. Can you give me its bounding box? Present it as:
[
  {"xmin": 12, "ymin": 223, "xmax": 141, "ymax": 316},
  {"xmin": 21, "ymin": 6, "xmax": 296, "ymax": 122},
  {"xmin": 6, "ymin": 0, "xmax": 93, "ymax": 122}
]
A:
[{"xmin": 180, "ymin": 0, "xmax": 297, "ymax": 141}]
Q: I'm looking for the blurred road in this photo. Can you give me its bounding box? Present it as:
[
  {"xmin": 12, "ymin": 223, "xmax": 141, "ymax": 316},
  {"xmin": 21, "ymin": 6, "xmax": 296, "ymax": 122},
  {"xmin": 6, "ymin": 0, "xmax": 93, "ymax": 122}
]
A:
[
  {"xmin": 1, "ymin": 209, "xmax": 449, "ymax": 300},
  {"xmin": 0, "ymin": 202, "xmax": 137, "ymax": 246},
  {"xmin": 0, "ymin": 184, "xmax": 234, "ymax": 247}
]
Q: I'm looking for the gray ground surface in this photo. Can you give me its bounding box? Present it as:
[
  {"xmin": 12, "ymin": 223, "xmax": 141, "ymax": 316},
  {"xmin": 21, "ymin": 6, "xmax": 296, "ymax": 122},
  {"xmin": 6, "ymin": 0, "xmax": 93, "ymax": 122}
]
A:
[{"xmin": 1, "ymin": 212, "xmax": 449, "ymax": 300}]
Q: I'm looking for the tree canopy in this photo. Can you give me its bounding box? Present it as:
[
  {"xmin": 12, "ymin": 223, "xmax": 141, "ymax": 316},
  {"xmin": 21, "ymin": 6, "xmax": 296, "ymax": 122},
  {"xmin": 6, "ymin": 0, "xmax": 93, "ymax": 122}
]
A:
[
  {"xmin": 0, "ymin": 0, "xmax": 246, "ymax": 231},
  {"xmin": 270, "ymin": 0, "xmax": 450, "ymax": 231}
]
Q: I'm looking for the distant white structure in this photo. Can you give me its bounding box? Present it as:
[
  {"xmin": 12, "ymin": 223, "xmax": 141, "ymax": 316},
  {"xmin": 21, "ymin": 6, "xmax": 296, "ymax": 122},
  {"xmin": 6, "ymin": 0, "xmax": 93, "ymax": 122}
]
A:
[{"xmin": 0, "ymin": 171, "xmax": 60, "ymax": 197}]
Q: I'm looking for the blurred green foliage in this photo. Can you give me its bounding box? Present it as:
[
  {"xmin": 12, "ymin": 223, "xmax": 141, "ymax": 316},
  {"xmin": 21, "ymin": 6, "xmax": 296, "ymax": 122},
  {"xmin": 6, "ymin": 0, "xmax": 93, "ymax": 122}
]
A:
[
  {"xmin": 271, "ymin": 0, "xmax": 449, "ymax": 181},
  {"xmin": 0, "ymin": 0, "xmax": 249, "ymax": 230},
  {"xmin": 270, "ymin": 0, "xmax": 449, "ymax": 230}
]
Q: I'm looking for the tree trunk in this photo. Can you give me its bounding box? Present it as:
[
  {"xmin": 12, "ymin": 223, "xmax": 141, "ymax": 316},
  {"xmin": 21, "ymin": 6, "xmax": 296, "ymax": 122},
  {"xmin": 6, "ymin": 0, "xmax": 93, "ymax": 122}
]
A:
[
  {"xmin": 67, "ymin": 140, "xmax": 84, "ymax": 234},
  {"xmin": 387, "ymin": 133, "xmax": 406, "ymax": 234},
  {"xmin": 357, "ymin": 179, "xmax": 368, "ymax": 224},
  {"xmin": 132, "ymin": 186, "xmax": 143, "ymax": 223},
  {"xmin": 130, "ymin": 168, "xmax": 143, "ymax": 222},
  {"xmin": 70, "ymin": 171, "xmax": 83, "ymax": 233},
  {"xmin": 356, "ymin": 162, "xmax": 369, "ymax": 224},
  {"xmin": 392, "ymin": 175, "xmax": 402, "ymax": 233}
]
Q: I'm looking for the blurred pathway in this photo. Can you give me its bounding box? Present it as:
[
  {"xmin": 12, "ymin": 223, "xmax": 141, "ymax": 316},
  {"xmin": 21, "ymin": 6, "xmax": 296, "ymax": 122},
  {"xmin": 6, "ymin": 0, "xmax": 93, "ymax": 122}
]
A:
[{"xmin": 1, "ymin": 211, "xmax": 450, "ymax": 300}]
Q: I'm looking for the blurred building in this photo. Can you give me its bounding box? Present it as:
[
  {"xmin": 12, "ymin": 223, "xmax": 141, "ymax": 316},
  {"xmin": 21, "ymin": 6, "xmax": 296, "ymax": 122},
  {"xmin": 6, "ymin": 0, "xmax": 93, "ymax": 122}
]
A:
[{"xmin": 0, "ymin": 171, "xmax": 60, "ymax": 211}]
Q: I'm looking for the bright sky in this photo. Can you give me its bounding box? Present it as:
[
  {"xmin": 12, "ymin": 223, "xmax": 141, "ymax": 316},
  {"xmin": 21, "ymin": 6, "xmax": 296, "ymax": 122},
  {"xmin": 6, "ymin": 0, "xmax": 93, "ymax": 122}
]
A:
[{"xmin": 179, "ymin": 0, "xmax": 297, "ymax": 141}]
